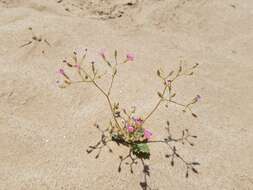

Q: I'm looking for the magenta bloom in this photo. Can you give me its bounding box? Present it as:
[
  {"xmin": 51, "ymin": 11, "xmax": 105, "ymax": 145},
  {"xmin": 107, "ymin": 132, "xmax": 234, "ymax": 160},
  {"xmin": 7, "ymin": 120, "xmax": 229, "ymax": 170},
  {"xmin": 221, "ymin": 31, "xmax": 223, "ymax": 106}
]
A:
[
  {"xmin": 57, "ymin": 68, "xmax": 65, "ymax": 75},
  {"xmin": 166, "ymin": 80, "xmax": 172, "ymax": 85},
  {"xmin": 126, "ymin": 53, "xmax": 134, "ymax": 61},
  {"xmin": 133, "ymin": 117, "xmax": 143, "ymax": 126},
  {"xmin": 127, "ymin": 124, "xmax": 135, "ymax": 133},
  {"xmin": 144, "ymin": 129, "xmax": 152, "ymax": 140}
]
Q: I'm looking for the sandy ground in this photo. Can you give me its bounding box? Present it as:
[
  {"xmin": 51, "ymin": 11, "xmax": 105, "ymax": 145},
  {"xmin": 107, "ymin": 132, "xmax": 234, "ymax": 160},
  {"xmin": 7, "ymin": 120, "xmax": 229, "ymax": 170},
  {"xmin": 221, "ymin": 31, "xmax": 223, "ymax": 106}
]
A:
[{"xmin": 0, "ymin": 0, "xmax": 253, "ymax": 189}]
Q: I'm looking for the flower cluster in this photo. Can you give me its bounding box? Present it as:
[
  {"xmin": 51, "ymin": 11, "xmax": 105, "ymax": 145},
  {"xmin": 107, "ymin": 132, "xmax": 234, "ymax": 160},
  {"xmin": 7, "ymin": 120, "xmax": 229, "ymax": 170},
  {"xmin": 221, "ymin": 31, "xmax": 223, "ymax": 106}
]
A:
[
  {"xmin": 56, "ymin": 49, "xmax": 134, "ymax": 88},
  {"xmin": 126, "ymin": 117, "xmax": 152, "ymax": 140},
  {"xmin": 110, "ymin": 116, "xmax": 152, "ymax": 145}
]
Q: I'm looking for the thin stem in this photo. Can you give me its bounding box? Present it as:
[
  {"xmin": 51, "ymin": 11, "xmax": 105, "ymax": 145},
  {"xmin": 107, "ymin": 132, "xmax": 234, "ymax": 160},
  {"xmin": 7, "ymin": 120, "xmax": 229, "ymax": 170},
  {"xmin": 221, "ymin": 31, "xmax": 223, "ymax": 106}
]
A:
[
  {"xmin": 108, "ymin": 71, "xmax": 116, "ymax": 96},
  {"xmin": 143, "ymin": 85, "xmax": 167, "ymax": 123},
  {"xmin": 147, "ymin": 140, "xmax": 189, "ymax": 165},
  {"xmin": 93, "ymin": 80, "xmax": 121, "ymax": 129},
  {"xmin": 118, "ymin": 149, "xmax": 137, "ymax": 173},
  {"xmin": 108, "ymin": 53, "xmax": 118, "ymax": 96},
  {"xmin": 71, "ymin": 80, "xmax": 93, "ymax": 84},
  {"xmin": 164, "ymin": 99, "xmax": 194, "ymax": 114},
  {"xmin": 20, "ymin": 41, "xmax": 32, "ymax": 48},
  {"xmin": 80, "ymin": 67, "xmax": 121, "ymax": 129},
  {"xmin": 143, "ymin": 66, "xmax": 196, "ymax": 123},
  {"xmin": 168, "ymin": 100, "xmax": 186, "ymax": 107},
  {"xmin": 140, "ymin": 158, "xmax": 151, "ymax": 190}
]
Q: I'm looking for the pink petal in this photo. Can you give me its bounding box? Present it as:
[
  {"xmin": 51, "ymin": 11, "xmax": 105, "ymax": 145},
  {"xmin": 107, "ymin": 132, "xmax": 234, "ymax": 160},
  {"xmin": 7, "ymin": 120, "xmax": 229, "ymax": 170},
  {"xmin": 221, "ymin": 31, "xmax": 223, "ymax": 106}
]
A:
[
  {"xmin": 57, "ymin": 68, "xmax": 65, "ymax": 75},
  {"xmin": 126, "ymin": 53, "xmax": 134, "ymax": 61},
  {"xmin": 127, "ymin": 124, "xmax": 135, "ymax": 133},
  {"xmin": 144, "ymin": 129, "xmax": 152, "ymax": 139},
  {"xmin": 133, "ymin": 117, "xmax": 143, "ymax": 126},
  {"xmin": 196, "ymin": 94, "xmax": 201, "ymax": 100},
  {"xmin": 74, "ymin": 64, "xmax": 81, "ymax": 70},
  {"xmin": 166, "ymin": 80, "xmax": 172, "ymax": 85}
]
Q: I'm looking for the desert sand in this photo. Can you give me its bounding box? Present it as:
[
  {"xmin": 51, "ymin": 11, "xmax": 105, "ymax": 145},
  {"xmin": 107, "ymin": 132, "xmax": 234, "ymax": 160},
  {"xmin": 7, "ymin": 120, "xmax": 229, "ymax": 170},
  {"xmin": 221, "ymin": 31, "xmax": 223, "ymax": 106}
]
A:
[{"xmin": 0, "ymin": 0, "xmax": 253, "ymax": 189}]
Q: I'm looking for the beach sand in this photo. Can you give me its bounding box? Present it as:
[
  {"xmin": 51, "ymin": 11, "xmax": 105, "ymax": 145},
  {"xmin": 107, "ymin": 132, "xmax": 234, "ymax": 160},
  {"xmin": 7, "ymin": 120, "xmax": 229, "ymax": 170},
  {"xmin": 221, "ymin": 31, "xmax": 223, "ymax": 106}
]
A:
[{"xmin": 0, "ymin": 0, "xmax": 253, "ymax": 189}]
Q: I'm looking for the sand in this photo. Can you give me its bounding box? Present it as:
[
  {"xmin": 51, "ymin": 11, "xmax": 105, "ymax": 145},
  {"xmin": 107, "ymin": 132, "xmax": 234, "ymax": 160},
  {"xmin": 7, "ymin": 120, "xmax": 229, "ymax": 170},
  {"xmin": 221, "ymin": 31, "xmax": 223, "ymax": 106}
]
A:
[{"xmin": 0, "ymin": 0, "xmax": 253, "ymax": 189}]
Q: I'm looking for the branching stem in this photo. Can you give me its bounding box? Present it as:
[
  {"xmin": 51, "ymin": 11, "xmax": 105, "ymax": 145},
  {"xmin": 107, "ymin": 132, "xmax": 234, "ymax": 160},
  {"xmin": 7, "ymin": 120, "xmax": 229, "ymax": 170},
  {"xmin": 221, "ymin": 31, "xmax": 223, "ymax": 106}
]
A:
[
  {"xmin": 143, "ymin": 85, "xmax": 167, "ymax": 123},
  {"xmin": 80, "ymin": 68, "xmax": 121, "ymax": 130}
]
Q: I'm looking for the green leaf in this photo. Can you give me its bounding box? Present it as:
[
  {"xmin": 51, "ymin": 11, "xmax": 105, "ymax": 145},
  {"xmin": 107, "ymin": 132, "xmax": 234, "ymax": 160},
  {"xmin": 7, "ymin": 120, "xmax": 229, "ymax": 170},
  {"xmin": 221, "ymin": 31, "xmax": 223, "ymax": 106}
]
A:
[{"xmin": 132, "ymin": 143, "xmax": 150, "ymax": 159}]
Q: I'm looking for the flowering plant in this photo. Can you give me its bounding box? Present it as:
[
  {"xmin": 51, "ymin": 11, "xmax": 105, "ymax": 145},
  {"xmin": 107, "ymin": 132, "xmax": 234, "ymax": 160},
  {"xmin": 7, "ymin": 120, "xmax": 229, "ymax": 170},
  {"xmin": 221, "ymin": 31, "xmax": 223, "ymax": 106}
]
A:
[{"xmin": 57, "ymin": 49, "xmax": 201, "ymax": 189}]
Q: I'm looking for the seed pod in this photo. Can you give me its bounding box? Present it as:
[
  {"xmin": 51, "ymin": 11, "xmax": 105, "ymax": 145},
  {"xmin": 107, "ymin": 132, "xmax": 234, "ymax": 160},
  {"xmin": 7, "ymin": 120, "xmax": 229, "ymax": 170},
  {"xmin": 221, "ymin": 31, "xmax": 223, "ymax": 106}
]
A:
[
  {"xmin": 157, "ymin": 92, "xmax": 163, "ymax": 98},
  {"xmin": 168, "ymin": 70, "xmax": 174, "ymax": 77},
  {"xmin": 86, "ymin": 149, "xmax": 92, "ymax": 154},
  {"xmin": 106, "ymin": 61, "xmax": 112, "ymax": 67},
  {"xmin": 64, "ymin": 80, "xmax": 71, "ymax": 85},
  {"xmin": 192, "ymin": 167, "xmax": 198, "ymax": 174},
  {"xmin": 66, "ymin": 62, "xmax": 73, "ymax": 67},
  {"xmin": 92, "ymin": 62, "xmax": 95, "ymax": 73},
  {"xmin": 113, "ymin": 67, "xmax": 117, "ymax": 75},
  {"xmin": 157, "ymin": 70, "xmax": 161, "ymax": 77},
  {"xmin": 192, "ymin": 63, "xmax": 199, "ymax": 69},
  {"xmin": 192, "ymin": 113, "xmax": 198, "ymax": 118},
  {"xmin": 179, "ymin": 65, "xmax": 182, "ymax": 73},
  {"xmin": 170, "ymin": 93, "xmax": 176, "ymax": 98},
  {"xmin": 114, "ymin": 50, "xmax": 117, "ymax": 58}
]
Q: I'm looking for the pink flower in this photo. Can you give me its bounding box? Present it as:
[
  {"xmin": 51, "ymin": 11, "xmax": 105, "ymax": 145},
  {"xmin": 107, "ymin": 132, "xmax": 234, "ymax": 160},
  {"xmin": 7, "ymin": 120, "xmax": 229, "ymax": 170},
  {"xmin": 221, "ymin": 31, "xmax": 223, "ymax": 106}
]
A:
[
  {"xmin": 126, "ymin": 53, "xmax": 134, "ymax": 61},
  {"xmin": 99, "ymin": 49, "xmax": 106, "ymax": 59},
  {"xmin": 166, "ymin": 80, "xmax": 172, "ymax": 85},
  {"xmin": 196, "ymin": 94, "xmax": 201, "ymax": 100},
  {"xmin": 144, "ymin": 129, "xmax": 152, "ymax": 140},
  {"xmin": 127, "ymin": 124, "xmax": 135, "ymax": 133},
  {"xmin": 57, "ymin": 68, "xmax": 65, "ymax": 75},
  {"xmin": 133, "ymin": 117, "xmax": 143, "ymax": 126},
  {"xmin": 74, "ymin": 64, "xmax": 81, "ymax": 70},
  {"xmin": 57, "ymin": 68, "xmax": 70, "ymax": 80}
]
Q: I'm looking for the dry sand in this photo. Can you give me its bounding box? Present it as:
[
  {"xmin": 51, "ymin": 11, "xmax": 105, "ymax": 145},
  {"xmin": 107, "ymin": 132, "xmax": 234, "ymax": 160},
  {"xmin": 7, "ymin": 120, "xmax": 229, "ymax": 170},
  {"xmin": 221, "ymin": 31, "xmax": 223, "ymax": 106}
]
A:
[{"xmin": 0, "ymin": 0, "xmax": 253, "ymax": 189}]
